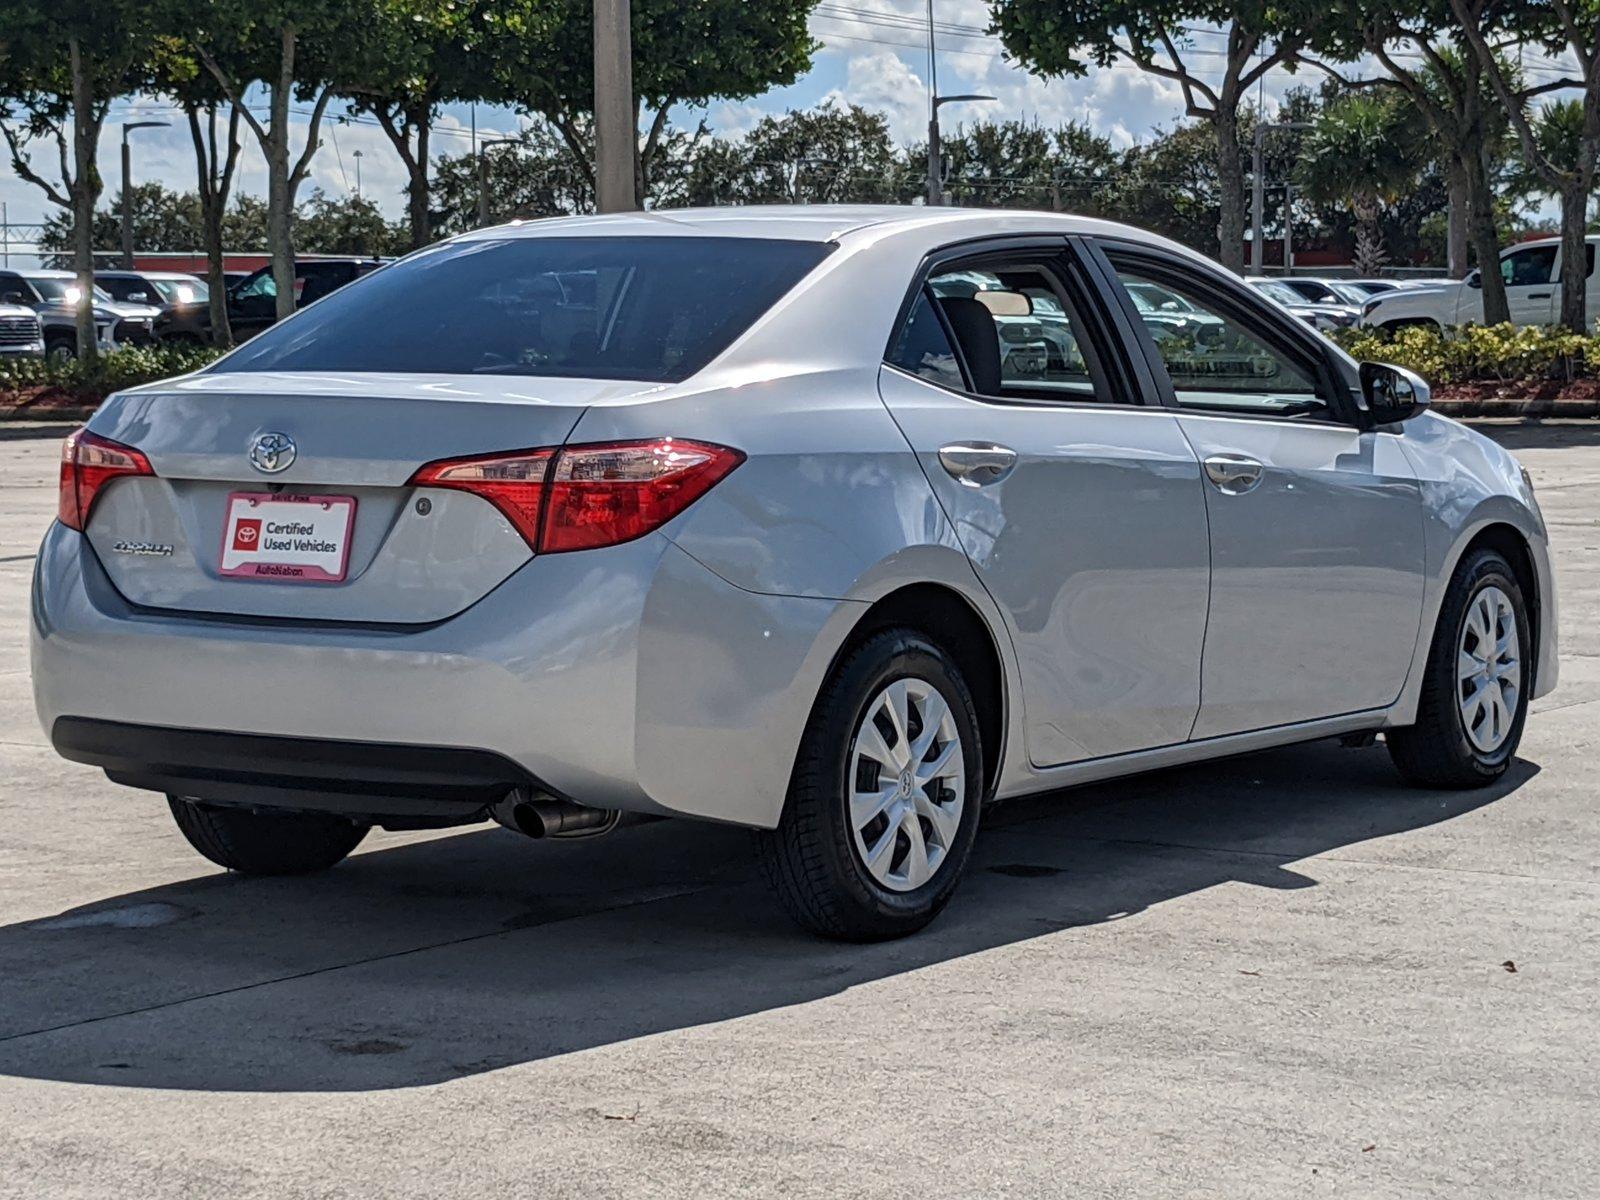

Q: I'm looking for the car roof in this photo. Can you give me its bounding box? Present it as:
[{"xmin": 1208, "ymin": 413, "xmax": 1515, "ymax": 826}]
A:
[
  {"xmin": 454, "ymin": 204, "xmax": 1170, "ymax": 247},
  {"xmin": 13, "ymin": 269, "xmax": 73, "ymax": 279}
]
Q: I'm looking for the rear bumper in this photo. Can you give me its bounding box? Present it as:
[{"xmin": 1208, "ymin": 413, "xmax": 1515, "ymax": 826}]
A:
[
  {"xmin": 32, "ymin": 523, "xmax": 859, "ymax": 828},
  {"xmin": 51, "ymin": 717, "xmax": 530, "ymax": 823}
]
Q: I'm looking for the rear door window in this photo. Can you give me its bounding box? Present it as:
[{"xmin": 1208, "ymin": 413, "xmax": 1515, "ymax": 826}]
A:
[{"xmin": 214, "ymin": 237, "xmax": 832, "ymax": 383}]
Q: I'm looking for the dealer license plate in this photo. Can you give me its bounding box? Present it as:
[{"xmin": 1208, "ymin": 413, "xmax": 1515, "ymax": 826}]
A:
[{"xmin": 220, "ymin": 492, "xmax": 356, "ymax": 583}]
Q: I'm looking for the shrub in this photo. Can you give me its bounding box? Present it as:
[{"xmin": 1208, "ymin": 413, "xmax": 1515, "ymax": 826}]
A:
[
  {"xmin": 0, "ymin": 344, "xmax": 224, "ymax": 406},
  {"xmin": 1330, "ymin": 323, "xmax": 1598, "ymax": 386}
]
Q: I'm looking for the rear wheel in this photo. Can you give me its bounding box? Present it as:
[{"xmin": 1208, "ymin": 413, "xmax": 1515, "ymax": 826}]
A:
[
  {"xmin": 1388, "ymin": 548, "xmax": 1531, "ymax": 788},
  {"xmin": 757, "ymin": 628, "xmax": 984, "ymax": 941},
  {"xmin": 44, "ymin": 335, "xmax": 76, "ymax": 366},
  {"xmin": 167, "ymin": 796, "xmax": 368, "ymax": 875}
]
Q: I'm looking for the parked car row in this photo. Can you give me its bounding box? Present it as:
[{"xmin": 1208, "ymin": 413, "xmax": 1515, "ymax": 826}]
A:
[
  {"xmin": 1359, "ymin": 235, "xmax": 1600, "ymax": 331},
  {"xmin": 0, "ymin": 257, "xmax": 386, "ymax": 361}
]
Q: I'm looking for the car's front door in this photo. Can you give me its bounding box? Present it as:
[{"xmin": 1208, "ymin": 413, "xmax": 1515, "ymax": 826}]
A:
[
  {"xmin": 878, "ymin": 242, "xmax": 1211, "ymax": 767},
  {"xmin": 1499, "ymin": 243, "xmax": 1560, "ymax": 326},
  {"xmin": 1098, "ymin": 245, "xmax": 1427, "ymax": 740}
]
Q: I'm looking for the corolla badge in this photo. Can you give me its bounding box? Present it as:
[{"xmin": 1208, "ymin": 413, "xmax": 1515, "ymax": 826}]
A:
[{"xmin": 249, "ymin": 431, "xmax": 296, "ymax": 474}]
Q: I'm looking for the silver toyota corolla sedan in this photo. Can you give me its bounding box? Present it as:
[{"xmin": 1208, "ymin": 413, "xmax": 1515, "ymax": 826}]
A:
[{"xmin": 32, "ymin": 207, "xmax": 1557, "ymax": 940}]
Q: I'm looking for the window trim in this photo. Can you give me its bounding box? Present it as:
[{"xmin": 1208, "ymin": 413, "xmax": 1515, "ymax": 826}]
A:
[
  {"xmin": 1089, "ymin": 237, "xmax": 1364, "ymax": 429},
  {"xmin": 882, "ymin": 235, "xmax": 1152, "ymax": 411}
]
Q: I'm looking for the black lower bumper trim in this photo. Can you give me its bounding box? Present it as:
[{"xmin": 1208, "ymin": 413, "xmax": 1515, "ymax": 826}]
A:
[{"xmin": 52, "ymin": 717, "xmax": 536, "ymax": 819}]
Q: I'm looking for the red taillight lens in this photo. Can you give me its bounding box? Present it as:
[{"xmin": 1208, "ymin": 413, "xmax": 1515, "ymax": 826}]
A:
[
  {"xmin": 407, "ymin": 438, "xmax": 742, "ymax": 554},
  {"xmin": 408, "ymin": 448, "xmax": 555, "ymax": 546},
  {"xmin": 541, "ymin": 439, "xmax": 744, "ymax": 553},
  {"xmin": 58, "ymin": 428, "xmax": 154, "ymax": 531}
]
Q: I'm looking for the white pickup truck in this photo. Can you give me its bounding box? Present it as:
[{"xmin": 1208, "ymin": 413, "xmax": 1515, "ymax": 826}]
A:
[{"xmin": 1359, "ymin": 234, "xmax": 1600, "ymax": 330}]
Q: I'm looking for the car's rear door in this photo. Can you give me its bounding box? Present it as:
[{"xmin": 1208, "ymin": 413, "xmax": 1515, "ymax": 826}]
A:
[
  {"xmin": 1093, "ymin": 240, "xmax": 1426, "ymax": 740},
  {"xmin": 1499, "ymin": 244, "xmax": 1560, "ymax": 326},
  {"xmin": 877, "ymin": 237, "xmax": 1211, "ymax": 767}
]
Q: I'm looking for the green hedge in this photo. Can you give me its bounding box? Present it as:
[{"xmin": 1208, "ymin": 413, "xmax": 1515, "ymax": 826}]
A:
[
  {"xmin": 0, "ymin": 345, "xmax": 224, "ymax": 402},
  {"xmin": 1329, "ymin": 323, "xmax": 1599, "ymax": 386}
]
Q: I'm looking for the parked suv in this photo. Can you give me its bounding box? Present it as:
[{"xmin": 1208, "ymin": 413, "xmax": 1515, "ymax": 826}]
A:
[
  {"xmin": 0, "ymin": 269, "xmax": 161, "ymax": 364},
  {"xmin": 97, "ymin": 270, "xmax": 212, "ymax": 346},
  {"xmin": 227, "ymin": 258, "xmax": 386, "ymax": 339},
  {"xmin": 0, "ymin": 300, "xmax": 44, "ymax": 359},
  {"xmin": 1360, "ymin": 235, "xmax": 1600, "ymax": 330}
]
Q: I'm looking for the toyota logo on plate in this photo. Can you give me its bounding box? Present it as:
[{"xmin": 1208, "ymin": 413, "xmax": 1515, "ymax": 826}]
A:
[{"xmin": 249, "ymin": 432, "xmax": 296, "ymax": 474}]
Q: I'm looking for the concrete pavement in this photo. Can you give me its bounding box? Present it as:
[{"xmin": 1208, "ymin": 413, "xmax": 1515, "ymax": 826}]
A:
[{"xmin": 1, "ymin": 420, "xmax": 1597, "ymax": 1198}]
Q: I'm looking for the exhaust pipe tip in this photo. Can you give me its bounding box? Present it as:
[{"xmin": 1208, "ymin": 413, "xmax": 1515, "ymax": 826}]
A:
[{"xmin": 491, "ymin": 792, "xmax": 619, "ymax": 840}]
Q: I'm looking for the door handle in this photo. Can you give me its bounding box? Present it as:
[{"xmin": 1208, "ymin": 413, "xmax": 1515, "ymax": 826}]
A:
[
  {"xmin": 1526, "ymin": 291, "xmax": 1551, "ymax": 299},
  {"xmin": 938, "ymin": 442, "xmax": 1017, "ymax": 487},
  {"xmin": 1203, "ymin": 454, "xmax": 1264, "ymax": 495}
]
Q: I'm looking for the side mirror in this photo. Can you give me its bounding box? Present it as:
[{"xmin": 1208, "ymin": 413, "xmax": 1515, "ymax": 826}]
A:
[
  {"xmin": 1465, "ymin": 269, "xmax": 1482, "ymax": 290},
  {"xmin": 1360, "ymin": 361, "xmax": 1431, "ymax": 424},
  {"xmin": 128, "ymin": 291, "xmax": 150, "ymax": 302}
]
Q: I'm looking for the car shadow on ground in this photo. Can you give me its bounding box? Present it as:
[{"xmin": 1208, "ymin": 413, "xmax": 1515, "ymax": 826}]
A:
[
  {"xmin": 0, "ymin": 739, "xmax": 1536, "ymax": 1093},
  {"xmin": 1467, "ymin": 419, "xmax": 1600, "ymax": 451}
]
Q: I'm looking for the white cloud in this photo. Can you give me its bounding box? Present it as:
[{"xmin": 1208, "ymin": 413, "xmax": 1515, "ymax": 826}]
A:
[{"xmin": 821, "ymin": 51, "xmax": 930, "ymax": 143}]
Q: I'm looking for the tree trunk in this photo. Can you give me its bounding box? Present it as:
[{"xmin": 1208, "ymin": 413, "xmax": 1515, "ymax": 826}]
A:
[
  {"xmin": 408, "ymin": 110, "xmax": 431, "ymax": 251},
  {"xmin": 266, "ymin": 147, "xmax": 296, "ymax": 322},
  {"xmin": 1446, "ymin": 161, "xmax": 1469, "ymax": 280},
  {"xmin": 1556, "ymin": 182, "xmax": 1589, "ymax": 333},
  {"xmin": 1463, "ymin": 152, "xmax": 1510, "ymax": 325},
  {"xmin": 1352, "ymin": 196, "xmax": 1387, "ymax": 277},
  {"xmin": 1214, "ymin": 110, "xmax": 1246, "ymax": 274},
  {"xmin": 68, "ymin": 38, "xmax": 99, "ymax": 363}
]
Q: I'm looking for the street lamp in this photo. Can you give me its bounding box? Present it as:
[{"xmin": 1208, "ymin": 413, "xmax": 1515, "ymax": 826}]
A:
[
  {"xmin": 1250, "ymin": 121, "xmax": 1311, "ymax": 275},
  {"xmin": 121, "ymin": 121, "xmax": 169, "ymax": 269},
  {"xmin": 477, "ymin": 137, "xmax": 521, "ymax": 228},
  {"xmin": 927, "ymin": 94, "xmax": 995, "ymax": 207},
  {"xmin": 351, "ymin": 149, "xmax": 364, "ymax": 199},
  {"xmin": 924, "ymin": 0, "xmax": 993, "ymax": 206}
]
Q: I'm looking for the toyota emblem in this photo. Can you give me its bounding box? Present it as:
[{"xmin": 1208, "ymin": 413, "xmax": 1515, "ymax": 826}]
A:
[{"xmin": 249, "ymin": 432, "xmax": 296, "ymax": 474}]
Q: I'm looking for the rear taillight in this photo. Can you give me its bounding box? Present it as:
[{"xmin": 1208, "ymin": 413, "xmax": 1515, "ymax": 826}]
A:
[
  {"xmin": 407, "ymin": 438, "xmax": 743, "ymax": 554},
  {"xmin": 409, "ymin": 448, "xmax": 556, "ymax": 546},
  {"xmin": 58, "ymin": 429, "xmax": 153, "ymax": 531}
]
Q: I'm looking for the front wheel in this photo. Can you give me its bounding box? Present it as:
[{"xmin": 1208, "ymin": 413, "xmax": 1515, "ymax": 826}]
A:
[
  {"xmin": 1388, "ymin": 548, "xmax": 1531, "ymax": 788},
  {"xmin": 757, "ymin": 628, "xmax": 984, "ymax": 941},
  {"xmin": 168, "ymin": 796, "xmax": 368, "ymax": 875}
]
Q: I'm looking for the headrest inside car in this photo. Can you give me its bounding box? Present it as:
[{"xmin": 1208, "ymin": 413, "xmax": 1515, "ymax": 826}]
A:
[{"xmin": 974, "ymin": 290, "xmax": 1032, "ymax": 317}]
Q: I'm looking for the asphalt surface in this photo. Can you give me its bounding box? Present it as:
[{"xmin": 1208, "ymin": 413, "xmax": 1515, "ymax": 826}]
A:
[{"xmin": 1, "ymin": 419, "xmax": 1596, "ymax": 1198}]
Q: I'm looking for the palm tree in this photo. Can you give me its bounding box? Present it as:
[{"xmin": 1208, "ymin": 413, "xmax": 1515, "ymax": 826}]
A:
[{"xmin": 1298, "ymin": 96, "xmax": 1426, "ymax": 275}]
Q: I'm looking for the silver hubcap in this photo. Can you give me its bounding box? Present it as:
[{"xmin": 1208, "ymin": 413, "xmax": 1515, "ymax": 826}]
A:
[
  {"xmin": 1458, "ymin": 584, "xmax": 1521, "ymax": 754},
  {"xmin": 848, "ymin": 678, "xmax": 966, "ymax": 893}
]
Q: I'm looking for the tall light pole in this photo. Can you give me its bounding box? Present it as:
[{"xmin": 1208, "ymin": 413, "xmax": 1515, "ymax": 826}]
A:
[
  {"xmin": 594, "ymin": 0, "xmax": 636, "ymax": 212},
  {"xmin": 121, "ymin": 121, "xmax": 168, "ymax": 269},
  {"xmin": 928, "ymin": 94, "xmax": 994, "ymax": 206},
  {"xmin": 352, "ymin": 149, "xmax": 364, "ymax": 199},
  {"xmin": 1250, "ymin": 121, "xmax": 1310, "ymax": 275},
  {"xmin": 924, "ymin": 0, "xmax": 992, "ymax": 205},
  {"xmin": 477, "ymin": 137, "xmax": 521, "ymax": 228}
]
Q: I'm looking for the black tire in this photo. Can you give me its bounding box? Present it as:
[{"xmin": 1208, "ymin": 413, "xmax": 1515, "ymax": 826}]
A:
[
  {"xmin": 167, "ymin": 796, "xmax": 368, "ymax": 875},
  {"xmin": 44, "ymin": 336, "xmax": 76, "ymax": 367},
  {"xmin": 1388, "ymin": 548, "xmax": 1531, "ymax": 789},
  {"xmin": 756, "ymin": 628, "xmax": 985, "ymax": 941}
]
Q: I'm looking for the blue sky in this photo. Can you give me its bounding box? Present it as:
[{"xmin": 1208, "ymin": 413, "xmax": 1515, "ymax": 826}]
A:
[{"xmin": 0, "ymin": 2, "xmax": 1581, "ymax": 235}]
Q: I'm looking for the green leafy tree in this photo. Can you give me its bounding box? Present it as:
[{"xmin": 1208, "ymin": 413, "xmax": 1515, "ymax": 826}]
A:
[
  {"xmin": 431, "ymin": 120, "xmax": 596, "ymax": 231},
  {"xmin": 184, "ymin": 0, "xmax": 370, "ymax": 319},
  {"xmin": 1452, "ymin": 0, "xmax": 1600, "ymax": 330},
  {"xmin": 939, "ymin": 118, "xmax": 1119, "ymax": 212},
  {"xmin": 294, "ymin": 189, "xmax": 408, "ymax": 256},
  {"xmin": 345, "ymin": 0, "xmax": 540, "ymax": 249},
  {"xmin": 1309, "ymin": 4, "xmax": 1536, "ymax": 321},
  {"xmin": 0, "ymin": 0, "xmax": 160, "ymax": 359},
  {"xmin": 990, "ymin": 0, "xmax": 1325, "ymax": 270},
  {"xmin": 729, "ymin": 102, "xmax": 911, "ymax": 204},
  {"xmin": 498, "ymin": 0, "xmax": 819, "ymax": 207},
  {"xmin": 1297, "ymin": 94, "xmax": 1424, "ymax": 273}
]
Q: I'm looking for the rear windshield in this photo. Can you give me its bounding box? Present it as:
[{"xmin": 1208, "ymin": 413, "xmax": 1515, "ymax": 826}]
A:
[{"xmin": 212, "ymin": 235, "xmax": 832, "ymax": 383}]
